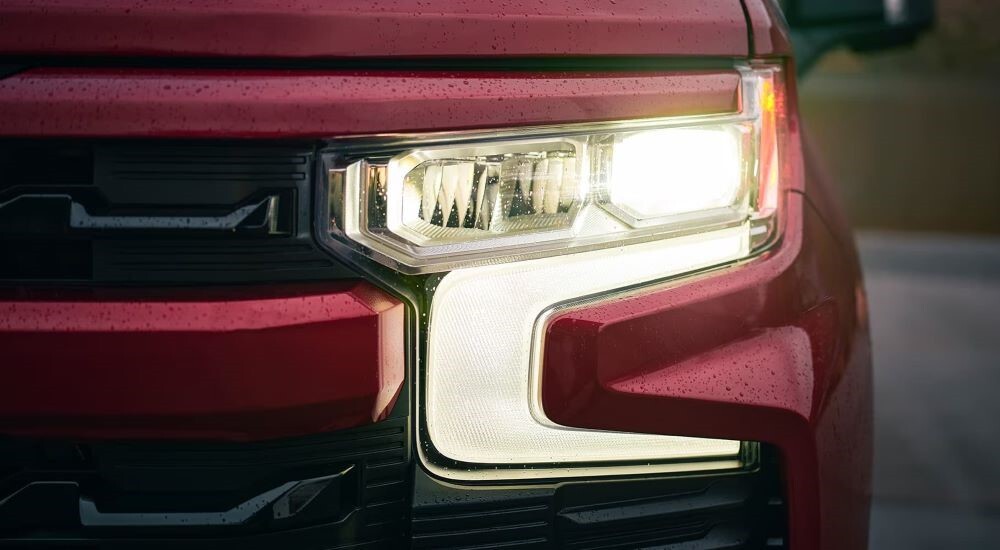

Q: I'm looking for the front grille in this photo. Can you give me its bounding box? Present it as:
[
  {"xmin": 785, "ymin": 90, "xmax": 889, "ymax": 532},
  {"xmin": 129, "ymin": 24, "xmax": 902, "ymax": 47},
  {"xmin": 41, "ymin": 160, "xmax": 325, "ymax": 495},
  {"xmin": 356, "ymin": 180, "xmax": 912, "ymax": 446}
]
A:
[
  {"xmin": 0, "ymin": 140, "xmax": 356, "ymax": 284},
  {"xmin": 412, "ymin": 492, "xmax": 553, "ymax": 548},
  {"xmin": 557, "ymin": 479, "xmax": 753, "ymax": 549},
  {"xmin": 411, "ymin": 447, "xmax": 787, "ymax": 550},
  {"xmin": 0, "ymin": 423, "xmax": 788, "ymax": 550},
  {"xmin": 92, "ymin": 240, "xmax": 337, "ymax": 281},
  {"xmin": 0, "ymin": 418, "xmax": 410, "ymax": 549}
]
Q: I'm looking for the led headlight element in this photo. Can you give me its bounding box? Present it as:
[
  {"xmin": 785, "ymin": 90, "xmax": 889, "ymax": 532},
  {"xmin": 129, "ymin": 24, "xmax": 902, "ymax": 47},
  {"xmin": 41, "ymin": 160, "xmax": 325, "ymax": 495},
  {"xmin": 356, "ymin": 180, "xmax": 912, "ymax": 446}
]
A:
[
  {"xmin": 395, "ymin": 145, "xmax": 582, "ymax": 244},
  {"xmin": 603, "ymin": 126, "xmax": 747, "ymax": 226}
]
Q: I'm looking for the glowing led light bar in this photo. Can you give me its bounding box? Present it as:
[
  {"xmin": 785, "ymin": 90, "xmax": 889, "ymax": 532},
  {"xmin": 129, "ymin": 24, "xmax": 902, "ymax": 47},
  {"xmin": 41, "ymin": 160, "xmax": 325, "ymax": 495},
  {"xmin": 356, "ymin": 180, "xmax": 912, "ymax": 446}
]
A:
[{"xmin": 424, "ymin": 225, "xmax": 747, "ymax": 480}]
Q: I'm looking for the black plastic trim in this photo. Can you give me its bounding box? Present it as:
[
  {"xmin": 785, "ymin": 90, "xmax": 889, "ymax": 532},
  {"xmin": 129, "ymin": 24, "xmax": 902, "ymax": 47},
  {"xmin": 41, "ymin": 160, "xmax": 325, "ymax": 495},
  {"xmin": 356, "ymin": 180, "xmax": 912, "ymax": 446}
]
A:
[{"xmin": 411, "ymin": 446, "xmax": 787, "ymax": 549}]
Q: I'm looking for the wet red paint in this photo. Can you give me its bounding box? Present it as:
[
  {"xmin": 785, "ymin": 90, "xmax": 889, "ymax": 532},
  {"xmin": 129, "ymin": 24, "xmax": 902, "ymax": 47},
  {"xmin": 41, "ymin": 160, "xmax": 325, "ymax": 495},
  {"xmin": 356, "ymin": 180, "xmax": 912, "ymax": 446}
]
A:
[
  {"xmin": 542, "ymin": 191, "xmax": 872, "ymax": 549},
  {"xmin": 0, "ymin": 282, "xmax": 405, "ymax": 442},
  {"xmin": 0, "ymin": 0, "xmax": 748, "ymax": 58},
  {"xmin": 0, "ymin": 69, "xmax": 741, "ymax": 138}
]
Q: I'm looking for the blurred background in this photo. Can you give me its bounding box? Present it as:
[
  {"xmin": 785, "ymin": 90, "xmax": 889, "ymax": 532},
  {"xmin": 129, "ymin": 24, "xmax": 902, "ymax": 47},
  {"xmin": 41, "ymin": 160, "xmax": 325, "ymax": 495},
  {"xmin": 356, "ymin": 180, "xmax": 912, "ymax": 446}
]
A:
[{"xmin": 797, "ymin": 1, "xmax": 1000, "ymax": 547}]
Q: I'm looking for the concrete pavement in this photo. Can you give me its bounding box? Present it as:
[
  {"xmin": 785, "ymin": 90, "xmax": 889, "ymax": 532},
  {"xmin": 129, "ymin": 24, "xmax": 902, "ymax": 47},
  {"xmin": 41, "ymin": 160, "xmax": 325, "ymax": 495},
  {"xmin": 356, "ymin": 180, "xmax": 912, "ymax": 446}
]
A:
[{"xmin": 859, "ymin": 232, "xmax": 1000, "ymax": 548}]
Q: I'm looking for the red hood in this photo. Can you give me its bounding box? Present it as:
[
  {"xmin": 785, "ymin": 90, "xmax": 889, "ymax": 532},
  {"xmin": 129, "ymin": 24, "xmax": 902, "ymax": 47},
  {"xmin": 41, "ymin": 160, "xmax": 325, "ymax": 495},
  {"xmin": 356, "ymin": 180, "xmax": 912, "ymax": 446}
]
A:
[{"xmin": 0, "ymin": 0, "xmax": 748, "ymax": 59}]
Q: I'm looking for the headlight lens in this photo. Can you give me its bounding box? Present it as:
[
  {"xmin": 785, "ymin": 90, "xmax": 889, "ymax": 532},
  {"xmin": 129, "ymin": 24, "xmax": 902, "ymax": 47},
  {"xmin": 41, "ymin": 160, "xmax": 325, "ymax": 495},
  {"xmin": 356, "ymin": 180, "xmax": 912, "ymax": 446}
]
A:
[{"xmin": 327, "ymin": 65, "xmax": 781, "ymax": 274}]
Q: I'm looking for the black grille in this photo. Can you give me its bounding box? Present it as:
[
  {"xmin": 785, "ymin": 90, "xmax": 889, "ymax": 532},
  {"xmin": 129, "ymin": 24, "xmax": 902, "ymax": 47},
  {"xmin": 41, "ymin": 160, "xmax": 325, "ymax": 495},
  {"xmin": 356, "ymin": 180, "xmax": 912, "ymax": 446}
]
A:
[
  {"xmin": 92, "ymin": 240, "xmax": 339, "ymax": 281},
  {"xmin": 0, "ymin": 403, "xmax": 787, "ymax": 550},
  {"xmin": 411, "ymin": 447, "xmax": 787, "ymax": 550},
  {"xmin": 0, "ymin": 140, "xmax": 94, "ymax": 190},
  {"xmin": 413, "ymin": 493, "xmax": 553, "ymax": 548},
  {"xmin": 0, "ymin": 418, "xmax": 410, "ymax": 549},
  {"xmin": 92, "ymin": 145, "xmax": 307, "ymax": 206},
  {"xmin": 0, "ymin": 140, "xmax": 356, "ymax": 284}
]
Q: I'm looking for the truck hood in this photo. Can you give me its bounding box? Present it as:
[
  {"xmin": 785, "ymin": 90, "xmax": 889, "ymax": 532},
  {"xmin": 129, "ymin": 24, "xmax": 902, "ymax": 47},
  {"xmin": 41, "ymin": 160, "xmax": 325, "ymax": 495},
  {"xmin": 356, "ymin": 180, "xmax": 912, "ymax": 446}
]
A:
[{"xmin": 0, "ymin": 0, "xmax": 749, "ymax": 59}]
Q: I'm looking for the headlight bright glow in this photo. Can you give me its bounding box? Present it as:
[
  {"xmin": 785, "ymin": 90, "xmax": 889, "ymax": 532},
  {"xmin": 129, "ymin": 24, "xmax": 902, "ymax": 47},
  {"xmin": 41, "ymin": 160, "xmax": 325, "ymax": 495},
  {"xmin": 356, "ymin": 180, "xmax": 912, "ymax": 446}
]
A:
[
  {"xmin": 321, "ymin": 63, "xmax": 789, "ymax": 481},
  {"xmin": 606, "ymin": 126, "xmax": 744, "ymax": 224}
]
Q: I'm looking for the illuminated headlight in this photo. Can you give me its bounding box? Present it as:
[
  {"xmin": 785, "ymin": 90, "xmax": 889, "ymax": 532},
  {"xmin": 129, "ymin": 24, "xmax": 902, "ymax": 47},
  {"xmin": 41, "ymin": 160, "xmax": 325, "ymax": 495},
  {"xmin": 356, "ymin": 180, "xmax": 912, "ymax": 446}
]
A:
[{"xmin": 322, "ymin": 65, "xmax": 788, "ymax": 480}]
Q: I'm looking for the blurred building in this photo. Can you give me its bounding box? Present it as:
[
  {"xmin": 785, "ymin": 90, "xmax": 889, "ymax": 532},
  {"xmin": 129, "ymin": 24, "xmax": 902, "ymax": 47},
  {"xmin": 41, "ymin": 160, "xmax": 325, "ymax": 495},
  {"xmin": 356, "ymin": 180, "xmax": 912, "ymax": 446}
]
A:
[{"xmin": 799, "ymin": 0, "xmax": 1000, "ymax": 234}]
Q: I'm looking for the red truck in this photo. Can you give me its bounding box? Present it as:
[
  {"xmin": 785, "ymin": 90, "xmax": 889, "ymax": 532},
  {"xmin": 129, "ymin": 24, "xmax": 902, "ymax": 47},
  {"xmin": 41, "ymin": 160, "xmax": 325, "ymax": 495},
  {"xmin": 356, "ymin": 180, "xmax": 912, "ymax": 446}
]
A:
[{"xmin": 0, "ymin": 1, "xmax": 930, "ymax": 548}]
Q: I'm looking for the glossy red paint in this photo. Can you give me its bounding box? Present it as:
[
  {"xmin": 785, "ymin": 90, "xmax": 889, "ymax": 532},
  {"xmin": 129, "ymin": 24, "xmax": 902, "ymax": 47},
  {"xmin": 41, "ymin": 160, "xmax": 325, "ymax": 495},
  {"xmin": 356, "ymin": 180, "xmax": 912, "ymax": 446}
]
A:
[
  {"xmin": 0, "ymin": 69, "xmax": 741, "ymax": 138},
  {"xmin": 0, "ymin": 282, "xmax": 405, "ymax": 442},
  {"xmin": 541, "ymin": 193, "xmax": 872, "ymax": 549},
  {"xmin": 0, "ymin": 0, "xmax": 748, "ymax": 58}
]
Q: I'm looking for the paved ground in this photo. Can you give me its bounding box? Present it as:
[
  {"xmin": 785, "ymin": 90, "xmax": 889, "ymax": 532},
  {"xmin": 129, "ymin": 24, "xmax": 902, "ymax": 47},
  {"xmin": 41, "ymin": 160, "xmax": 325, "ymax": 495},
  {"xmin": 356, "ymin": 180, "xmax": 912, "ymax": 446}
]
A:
[{"xmin": 859, "ymin": 232, "xmax": 1000, "ymax": 548}]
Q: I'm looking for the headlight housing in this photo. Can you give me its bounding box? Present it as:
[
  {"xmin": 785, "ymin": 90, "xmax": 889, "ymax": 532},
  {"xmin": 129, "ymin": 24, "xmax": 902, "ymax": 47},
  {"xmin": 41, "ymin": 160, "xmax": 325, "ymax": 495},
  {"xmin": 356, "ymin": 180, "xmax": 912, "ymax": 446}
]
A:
[
  {"xmin": 321, "ymin": 63, "xmax": 790, "ymax": 481},
  {"xmin": 326, "ymin": 65, "xmax": 782, "ymax": 274}
]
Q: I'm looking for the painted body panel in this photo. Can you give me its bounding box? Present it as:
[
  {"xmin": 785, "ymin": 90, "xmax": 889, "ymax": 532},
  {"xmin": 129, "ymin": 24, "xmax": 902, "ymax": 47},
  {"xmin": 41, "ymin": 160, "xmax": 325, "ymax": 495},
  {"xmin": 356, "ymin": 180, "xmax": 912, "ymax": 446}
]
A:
[
  {"xmin": 0, "ymin": 282, "xmax": 404, "ymax": 442},
  {"xmin": 0, "ymin": 0, "xmax": 748, "ymax": 58},
  {"xmin": 0, "ymin": 69, "xmax": 740, "ymax": 138}
]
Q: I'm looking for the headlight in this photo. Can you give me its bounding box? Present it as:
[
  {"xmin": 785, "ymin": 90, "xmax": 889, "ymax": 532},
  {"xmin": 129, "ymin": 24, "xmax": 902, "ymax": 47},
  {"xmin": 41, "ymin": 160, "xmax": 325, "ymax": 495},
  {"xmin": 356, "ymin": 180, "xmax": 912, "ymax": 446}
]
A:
[
  {"xmin": 321, "ymin": 64, "xmax": 789, "ymax": 480},
  {"xmin": 327, "ymin": 65, "xmax": 782, "ymax": 273}
]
